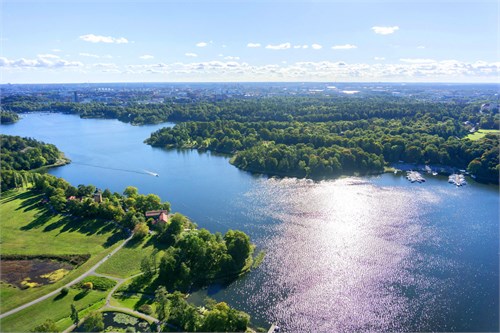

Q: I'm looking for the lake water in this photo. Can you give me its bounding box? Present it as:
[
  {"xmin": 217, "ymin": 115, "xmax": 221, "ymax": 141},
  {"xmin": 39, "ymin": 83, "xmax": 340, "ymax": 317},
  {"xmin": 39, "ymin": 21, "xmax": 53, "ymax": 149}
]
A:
[{"xmin": 2, "ymin": 113, "xmax": 498, "ymax": 332}]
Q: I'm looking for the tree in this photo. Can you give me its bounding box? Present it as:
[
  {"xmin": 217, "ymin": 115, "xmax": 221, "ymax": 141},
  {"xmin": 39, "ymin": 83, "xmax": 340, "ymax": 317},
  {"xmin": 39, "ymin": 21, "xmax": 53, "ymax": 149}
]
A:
[
  {"xmin": 83, "ymin": 281, "xmax": 93, "ymax": 290},
  {"xmin": 32, "ymin": 319, "xmax": 58, "ymax": 332},
  {"xmin": 70, "ymin": 303, "xmax": 79, "ymax": 326},
  {"xmin": 160, "ymin": 213, "xmax": 185, "ymax": 244},
  {"xmin": 140, "ymin": 255, "xmax": 155, "ymax": 280},
  {"xmin": 224, "ymin": 230, "xmax": 251, "ymax": 269},
  {"xmin": 123, "ymin": 186, "xmax": 138, "ymax": 198},
  {"xmin": 155, "ymin": 286, "xmax": 171, "ymax": 322},
  {"xmin": 134, "ymin": 222, "xmax": 149, "ymax": 239},
  {"xmin": 84, "ymin": 311, "xmax": 104, "ymax": 332}
]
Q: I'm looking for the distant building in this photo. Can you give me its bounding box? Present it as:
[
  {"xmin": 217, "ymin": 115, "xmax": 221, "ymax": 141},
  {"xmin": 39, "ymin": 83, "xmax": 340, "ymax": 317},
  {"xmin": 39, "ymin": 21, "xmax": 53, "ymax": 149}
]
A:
[
  {"xmin": 73, "ymin": 91, "xmax": 78, "ymax": 103},
  {"xmin": 93, "ymin": 189, "xmax": 102, "ymax": 203}
]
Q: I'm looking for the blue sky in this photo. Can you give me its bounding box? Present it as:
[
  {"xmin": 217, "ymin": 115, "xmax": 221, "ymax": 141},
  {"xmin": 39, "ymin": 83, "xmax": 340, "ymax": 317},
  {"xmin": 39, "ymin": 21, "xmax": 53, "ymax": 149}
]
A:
[{"xmin": 1, "ymin": 0, "xmax": 498, "ymax": 83}]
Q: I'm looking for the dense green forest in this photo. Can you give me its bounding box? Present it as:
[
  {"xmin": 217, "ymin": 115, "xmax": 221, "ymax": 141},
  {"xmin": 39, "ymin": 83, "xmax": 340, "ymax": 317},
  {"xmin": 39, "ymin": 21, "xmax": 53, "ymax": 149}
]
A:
[
  {"xmin": 145, "ymin": 99, "xmax": 499, "ymax": 182},
  {"xmin": 2, "ymin": 95, "xmax": 499, "ymax": 127},
  {"xmin": 1, "ymin": 110, "xmax": 19, "ymax": 124},
  {"xmin": 0, "ymin": 135, "xmax": 66, "ymax": 173}
]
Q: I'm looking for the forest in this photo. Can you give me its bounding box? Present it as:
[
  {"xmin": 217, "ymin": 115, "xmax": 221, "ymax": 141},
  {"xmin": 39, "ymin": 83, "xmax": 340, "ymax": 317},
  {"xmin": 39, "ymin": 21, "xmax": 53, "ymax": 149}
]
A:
[
  {"xmin": 144, "ymin": 98, "xmax": 499, "ymax": 182},
  {"xmin": 1, "ymin": 135, "xmax": 65, "ymax": 174},
  {"xmin": 1, "ymin": 110, "xmax": 19, "ymax": 124}
]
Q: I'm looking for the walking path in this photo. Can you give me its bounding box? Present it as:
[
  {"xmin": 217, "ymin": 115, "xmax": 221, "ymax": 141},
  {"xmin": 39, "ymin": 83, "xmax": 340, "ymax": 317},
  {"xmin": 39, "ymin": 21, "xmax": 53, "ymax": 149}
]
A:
[{"xmin": 62, "ymin": 270, "xmax": 158, "ymax": 333}]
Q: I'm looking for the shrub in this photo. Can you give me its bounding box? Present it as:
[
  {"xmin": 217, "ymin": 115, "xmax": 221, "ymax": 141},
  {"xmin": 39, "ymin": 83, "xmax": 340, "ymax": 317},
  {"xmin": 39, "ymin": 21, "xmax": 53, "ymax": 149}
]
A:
[
  {"xmin": 138, "ymin": 304, "xmax": 153, "ymax": 315},
  {"xmin": 77, "ymin": 276, "xmax": 116, "ymax": 291},
  {"xmin": 83, "ymin": 282, "xmax": 93, "ymax": 290},
  {"xmin": 60, "ymin": 287, "xmax": 69, "ymax": 296}
]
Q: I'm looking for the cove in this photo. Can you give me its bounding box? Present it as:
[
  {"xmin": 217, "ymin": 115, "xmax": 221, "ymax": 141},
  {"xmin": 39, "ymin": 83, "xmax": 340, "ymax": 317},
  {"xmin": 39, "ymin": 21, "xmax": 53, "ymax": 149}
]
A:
[{"xmin": 2, "ymin": 113, "xmax": 498, "ymax": 332}]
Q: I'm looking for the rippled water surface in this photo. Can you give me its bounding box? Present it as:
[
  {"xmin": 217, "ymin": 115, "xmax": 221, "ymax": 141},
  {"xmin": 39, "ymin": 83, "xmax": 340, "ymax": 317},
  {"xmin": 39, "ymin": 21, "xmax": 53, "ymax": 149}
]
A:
[{"xmin": 2, "ymin": 113, "xmax": 498, "ymax": 332}]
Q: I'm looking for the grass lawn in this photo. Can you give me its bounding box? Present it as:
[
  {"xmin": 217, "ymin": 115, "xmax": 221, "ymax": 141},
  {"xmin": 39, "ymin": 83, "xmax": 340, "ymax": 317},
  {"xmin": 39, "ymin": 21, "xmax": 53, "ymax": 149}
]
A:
[
  {"xmin": 110, "ymin": 292, "xmax": 156, "ymax": 313},
  {"xmin": 96, "ymin": 235, "xmax": 165, "ymax": 278},
  {"xmin": 0, "ymin": 189, "xmax": 126, "ymax": 312},
  {"xmin": 0, "ymin": 288, "xmax": 107, "ymax": 332},
  {"xmin": 465, "ymin": 129, "xmax": 500, "ymax": 141}
]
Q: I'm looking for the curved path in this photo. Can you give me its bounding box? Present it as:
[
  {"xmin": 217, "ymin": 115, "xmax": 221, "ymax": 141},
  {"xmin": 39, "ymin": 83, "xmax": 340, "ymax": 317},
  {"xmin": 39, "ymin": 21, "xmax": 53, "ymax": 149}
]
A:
[
  {"xmin": 0, "ymin": 234, "xmax": 134, "ymax": 320},
  {"xmin": 62, "ymin": 271, "xmax": 158, "ymax": 333}
]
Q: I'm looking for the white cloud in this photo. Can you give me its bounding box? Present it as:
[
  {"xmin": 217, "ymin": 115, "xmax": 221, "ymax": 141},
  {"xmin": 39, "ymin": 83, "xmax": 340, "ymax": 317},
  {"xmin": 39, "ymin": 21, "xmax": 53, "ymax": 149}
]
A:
[
  {"xmin": 51, "ymin": 49, "xmax": 62, "ymax": 53},
  {"xmin": 374, "ymin": 57, "xmax": 385, "ymax": 61},
  {"xmin": 37, "ymin": 54, "xmax": 60, "ymax": 59},
  {"xmin": 311, "ymin": 44, "xmax": 323, "ymax": 50},
  {"xmin": 224, "ymin": 56, "xmax": 240, "ymax": 60},
  {"xmin": 196, "ymin": 42, "xmax": 208, "ymax": 47},
  {"xmin": 302, "ymin": 45, "xmax": 309, "ymax": 49},
  {"xmin": 0, "ymin": 55, "xmax": 83, "ymax": 68},
  {"xmin": 79, "ymin": 52, "xmax": 100, "ymax": 58},
  {"xmin": 247, "ymin": 43, "xmax": 261, "ymax": 48},
  {"xmin": 417, "ymin": 45, "xmax": 426, "ymax": 49},
  {"xmin": 265, "ymin": 42, "xmax": 291, "ymax": 50},
  {"xmin": 399, "ymin": 58, "xmax": 436, "ymax": 64},
  {"xmin": 185, "ymin": 53, "xmax": 198, "ymax": 57},
  {"xmin": 331, "ymin": 44, "xmax": 357, "ymax": 50},
  {"xmin": 371, "ymin": 26, "xmax": 399, "ymax": 35},
  {"xmin": 139, "ymin": 54, "xmax": 154, "ymax": 60},
  {"xmin": 79, "ymin": 34, "xmax": 129, "ymax": 44}
]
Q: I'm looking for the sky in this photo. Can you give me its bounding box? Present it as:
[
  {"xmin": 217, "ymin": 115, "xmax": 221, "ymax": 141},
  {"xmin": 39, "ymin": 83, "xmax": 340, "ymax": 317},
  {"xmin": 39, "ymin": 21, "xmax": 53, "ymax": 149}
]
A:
[{"xmin": 1, "ymin": 0, "xmax": 499, "ymax": 83}]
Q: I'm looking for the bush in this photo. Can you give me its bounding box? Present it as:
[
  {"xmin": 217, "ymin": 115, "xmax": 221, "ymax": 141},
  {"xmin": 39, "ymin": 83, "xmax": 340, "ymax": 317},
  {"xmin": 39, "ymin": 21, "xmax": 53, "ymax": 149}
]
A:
[
  {"xmin": 83, "ymin": 282, "xmax": 93, "ymax": 290},
  {"xmin": 138, "ymin": 304, "xmax": 153, "ymax": 315},
  {"xmin": 60, "ymin": 287, "xmax": 69, "ymax": 296},
  {"xmin": 77, "ymin": 276, "xmax": 116, "ymax": 291}
]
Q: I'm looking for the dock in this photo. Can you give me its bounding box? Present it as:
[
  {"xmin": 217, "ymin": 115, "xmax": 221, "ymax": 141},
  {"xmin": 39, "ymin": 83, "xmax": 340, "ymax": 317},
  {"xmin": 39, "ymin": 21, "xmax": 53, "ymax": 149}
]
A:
[
  {"xmin": 448, "ymin": 174, "xmax": 467, "ymax": 186},
  {"xmin": 406, "ymin": 171, "xmax": 425, "ymax": 183},
  {"xmin": 268, "ymin": 323, "xmax": 280, "ymax": 333}
]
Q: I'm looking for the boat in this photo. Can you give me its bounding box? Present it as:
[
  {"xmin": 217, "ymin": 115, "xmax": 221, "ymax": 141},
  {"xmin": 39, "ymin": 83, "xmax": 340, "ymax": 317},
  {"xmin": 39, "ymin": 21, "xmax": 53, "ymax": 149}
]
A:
[
  {"xmin": 406, "ymin": 171, "xmax": 425, "ymax": 183},
  {"xmin": 448, "ymin": 174, "xmax": 467, "ymax": 186}
]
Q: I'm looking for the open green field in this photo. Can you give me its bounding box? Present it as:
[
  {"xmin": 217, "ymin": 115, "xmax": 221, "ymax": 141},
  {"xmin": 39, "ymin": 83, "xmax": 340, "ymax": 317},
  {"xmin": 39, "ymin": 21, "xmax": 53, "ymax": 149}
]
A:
[
  {"xmin": 465, "ymin": 129, "xmax": 500, "ymax": 141},
  {"xmin": 0, "ymin": 287, "xmax": 107, "ymax": 332},
  {"xmin": 110, "ymin": 292, "xmax": 157, "ymax": 313},
  {"xmin": 96, "ymin": 235, "xmax": 165, "ymax": 278},
  {"xmin": 0, "ymin": 189, "xmax": 125, "ymax": 312}
]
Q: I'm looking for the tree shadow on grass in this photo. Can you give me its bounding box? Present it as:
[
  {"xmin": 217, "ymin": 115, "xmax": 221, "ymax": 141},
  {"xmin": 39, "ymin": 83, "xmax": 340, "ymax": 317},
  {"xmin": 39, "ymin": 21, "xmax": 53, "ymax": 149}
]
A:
[
  {"xmin": 124, "ymin": 237, "xmax": 144, "ymax": 249},
  {"xmin": 0, "ymin": 189, "xmax": 35, "ymax": 205},
  {"xmin": 53, "ymin": 291, "xmax": 69, "ymax": 301},
  {"xmin": 73, "ymin": 290, "xmax": 89, "ymax": 301},
  {"xmin": 16, "ymin": 193, "xmax": 44, "ymax": 213},
  {"xmin": 103, "ymin": 231, "xmax": 128, "ymax": 248},
  {"xmin": 20, "ymin": 209, "xmax": 54, "ymax": 230}
]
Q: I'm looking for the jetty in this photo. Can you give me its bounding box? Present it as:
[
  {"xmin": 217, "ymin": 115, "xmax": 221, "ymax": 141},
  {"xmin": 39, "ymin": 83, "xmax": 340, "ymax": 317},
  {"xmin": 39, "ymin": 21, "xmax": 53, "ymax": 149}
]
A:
[
  {"xmin": 406, "ymin": 171, "xmax": 425, "ymax": 183},
  {"xmin": 268, "ymin": 323, "xmax": 280, "ymax": 333},
  {"xmin": 448, "ymin": 174, "xmax": 467, "ymax": 186}
]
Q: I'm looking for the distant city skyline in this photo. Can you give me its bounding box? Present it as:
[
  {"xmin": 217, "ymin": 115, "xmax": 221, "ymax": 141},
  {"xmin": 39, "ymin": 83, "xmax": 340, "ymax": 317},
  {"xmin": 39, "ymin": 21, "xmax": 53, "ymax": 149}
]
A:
[{"xmin": 1, "ymin": 0, "xmax": 499, "ymax": 83}]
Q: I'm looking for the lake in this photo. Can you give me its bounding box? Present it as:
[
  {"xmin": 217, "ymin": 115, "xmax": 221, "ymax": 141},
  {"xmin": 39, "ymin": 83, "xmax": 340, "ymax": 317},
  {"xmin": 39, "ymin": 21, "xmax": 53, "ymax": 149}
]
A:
[{"xmin": 2, "ymin": 113, "xmax": 498, "ymax": 332}]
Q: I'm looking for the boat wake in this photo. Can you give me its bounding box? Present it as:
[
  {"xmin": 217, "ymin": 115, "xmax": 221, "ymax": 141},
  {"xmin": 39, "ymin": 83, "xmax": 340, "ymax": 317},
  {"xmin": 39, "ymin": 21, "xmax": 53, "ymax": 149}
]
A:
[{"xmin": 72, "ymin": 162, "xmax": 158, "ymax": 177}]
